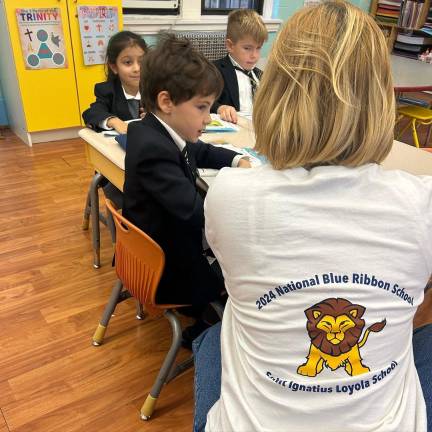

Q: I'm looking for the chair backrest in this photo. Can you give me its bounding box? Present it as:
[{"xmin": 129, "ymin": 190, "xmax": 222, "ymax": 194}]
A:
[
  {"xmin": 106, "ymin": 199, "xmax": 165, "ymax": 308},
  {"xmin": 172, "ymin": 31, "xmax": 227, "ymax": 61}
]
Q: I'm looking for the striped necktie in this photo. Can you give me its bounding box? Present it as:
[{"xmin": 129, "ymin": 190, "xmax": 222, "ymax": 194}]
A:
[
  {"xmin": 181, "ymin": 146, "xmax": 197, "ymax": 182},
  {"xmin": 234, "ymin": 66, "xmax": 258, "ymax": 99}
]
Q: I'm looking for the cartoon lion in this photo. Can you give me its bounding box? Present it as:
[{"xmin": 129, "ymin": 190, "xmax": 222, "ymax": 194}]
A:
[{"xmin": 297, "ymin": 298, "xmax": 386, "ymax": 377}]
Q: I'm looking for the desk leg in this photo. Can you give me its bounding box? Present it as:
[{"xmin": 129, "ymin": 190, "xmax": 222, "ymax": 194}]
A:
[{"xmin": 90, "ymin": 173, "xmax": 104, "ymax": 269}]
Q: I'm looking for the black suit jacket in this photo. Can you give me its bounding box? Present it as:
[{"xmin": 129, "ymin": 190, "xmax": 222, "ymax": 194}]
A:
[
  {"xmin": 212, "ymin": 55, "xmax": 263, "ymax": 113},
  {"xmin": 123, "ymin": 113, "xmax": 240, "ymax": 306},
  {"xmin": 82, "ymin": 77, "xmax": 136, "ymax": 131}
]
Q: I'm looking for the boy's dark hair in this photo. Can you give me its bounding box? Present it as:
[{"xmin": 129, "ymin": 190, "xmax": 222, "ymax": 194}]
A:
[
  {"xmin": 140, "ymin": 33, "xmax": 223, "ymax": 112},
  {"xmin": 106, "ymin": 31, "xmax": 148, "ymax": 80}
]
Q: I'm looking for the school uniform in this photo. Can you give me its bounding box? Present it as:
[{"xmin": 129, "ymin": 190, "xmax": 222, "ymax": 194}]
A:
[
  {"xmin": 123, "ymin": 113, "xmax": 241, "ymax": 307},
  {"xmin": 82, "ymin": 76, "xmax": 140, "ymax": 131},
  {"xmin": 212, "ymin": 55, "xmax": 262, "ymax": 114},
  {"xmin": 82, "ymin": 76, "xmax": 140, "ymax": 207}
]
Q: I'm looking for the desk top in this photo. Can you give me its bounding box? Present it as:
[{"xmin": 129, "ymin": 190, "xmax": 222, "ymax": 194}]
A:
[
  {"xmin": 391, "ymin": 55, "xmax": 432, "ymax": 92},
  {"xmin": 80, "ymin": 118, "xmax": 432, "ymax": 177}
]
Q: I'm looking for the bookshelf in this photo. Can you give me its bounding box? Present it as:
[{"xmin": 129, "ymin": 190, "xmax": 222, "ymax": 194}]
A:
[{"xmin": 370, "ymin": 0, "xmax": 432, "ymax": 52}]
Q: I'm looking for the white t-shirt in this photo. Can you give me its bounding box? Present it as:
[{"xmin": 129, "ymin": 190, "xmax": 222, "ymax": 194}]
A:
[{"xmin": 204, "ymin": 163, "xmax": 430, "ymax": 432}]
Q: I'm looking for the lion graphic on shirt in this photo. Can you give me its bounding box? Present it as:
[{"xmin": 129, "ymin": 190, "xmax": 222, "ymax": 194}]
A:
[{"xmin": 297, "ymin": 298, "xmax": 386, "ymax": 377}]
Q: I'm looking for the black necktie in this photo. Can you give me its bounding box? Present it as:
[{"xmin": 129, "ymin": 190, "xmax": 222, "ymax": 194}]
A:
[
  {"xmin": 234, "ymin": 66, "xmax": 258, "ymax": 99},
  {"xmin": 127, "ymin": 99, "xmax": 140, "ymax": 119},
  {"xmin": 181, "ymin": 146, "xmax": 197, "ymax": 182}
]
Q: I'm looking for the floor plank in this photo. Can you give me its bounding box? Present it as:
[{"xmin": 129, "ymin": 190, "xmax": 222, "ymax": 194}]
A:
[{"xmin": 0, "ymin": 131, "xmax": 194, "ymax": 432}]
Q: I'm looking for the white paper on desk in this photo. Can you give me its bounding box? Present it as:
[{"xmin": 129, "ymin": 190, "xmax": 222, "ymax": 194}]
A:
[
  {"xmin": 101, "ymin": 119, "xmax": 141, "ymax": 137},
  {"xmin": 210, "ymin": 143, "xmax": 265, "ymax": 168},
  {"xmin": 204, "ymin": 114, "xmax": 239, "ymax": 133}
]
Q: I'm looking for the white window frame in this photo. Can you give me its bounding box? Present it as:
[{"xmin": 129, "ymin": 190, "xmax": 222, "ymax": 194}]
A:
[{"xmin": 123, "ymin": 0, "xmax": 281, "ymax": 35}]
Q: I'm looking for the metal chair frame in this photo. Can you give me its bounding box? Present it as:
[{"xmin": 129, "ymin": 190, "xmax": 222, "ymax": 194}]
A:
[
  {"xmin": 82, "ymin": 173, "xmax": 116, "ymax": 268},
  {"xmin": 92, "ymin": 199, "xmax": 193, "ymax": 421}
]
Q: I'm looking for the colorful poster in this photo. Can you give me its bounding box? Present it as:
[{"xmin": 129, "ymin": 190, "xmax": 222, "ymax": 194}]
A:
[
  {"xmin": 16, "ymin": 8, "xmax": 67, "ymax": 70},
  {"xmin": 78, "ymin": 6, "xmax": 119, "ymax": 66}
]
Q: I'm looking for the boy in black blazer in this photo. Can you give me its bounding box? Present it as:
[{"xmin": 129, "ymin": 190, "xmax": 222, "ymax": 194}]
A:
[
  {"xmin": 123, "ymin": 35, "xmax": 250, "ymax": 345},
  {"xmin": 212, "ymin": 9, "xmax": 268, "ymax": 123}
]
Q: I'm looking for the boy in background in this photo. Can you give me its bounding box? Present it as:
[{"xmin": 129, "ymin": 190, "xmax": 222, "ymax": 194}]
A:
[
  {"xmin": 212, "ymin": 9, "xmax": 268, "ymax": 123},
  {"xmin": 123, "ymin": 34, "xmax": 250, "ymax": 346}
]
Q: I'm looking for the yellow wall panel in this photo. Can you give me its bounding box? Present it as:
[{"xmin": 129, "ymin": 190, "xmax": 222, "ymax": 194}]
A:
[
  {"xmin": 67, "ymin": 0, "xmax": 123, "ymax": 125},
  {"xmin": 5, "ymin": 0, "xmax": 81, "ymax": 131}
]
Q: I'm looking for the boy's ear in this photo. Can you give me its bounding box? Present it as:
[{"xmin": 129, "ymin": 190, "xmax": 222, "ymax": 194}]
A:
[
  {"xmin": 226, "ymin": 38, "xmax": 234, "ymax": 53},
  {"xmin": 156, "ymin": 91, "xmax": 174, "ymax": 114}
]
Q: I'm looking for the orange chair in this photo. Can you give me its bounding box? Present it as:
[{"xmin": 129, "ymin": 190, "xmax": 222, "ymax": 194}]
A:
[
  {"xmin": 396, "ymin": 105, "xmax": 432, "ymax": 148},
  {"xmin": 92, "ymin": 199, "xmax": 192, "ymax": 420}
]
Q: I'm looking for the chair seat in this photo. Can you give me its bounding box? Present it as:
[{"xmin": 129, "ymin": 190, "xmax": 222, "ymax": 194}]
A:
[{"xmin": 397, "ymin": 105, "xmax": 432, "ymax": 121}]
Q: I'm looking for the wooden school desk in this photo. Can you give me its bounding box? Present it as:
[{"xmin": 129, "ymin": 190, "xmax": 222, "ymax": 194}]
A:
[{"xmin": 80, "ymin": 119, "xmax": 432, "ymax": 267}]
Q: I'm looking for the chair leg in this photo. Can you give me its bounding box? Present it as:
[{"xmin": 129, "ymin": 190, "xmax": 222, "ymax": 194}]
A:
[
  {"xmin": 411, "ymin": 119, "xmax": 420, "ymax": 148},
  {"xmin": 140, "ymin": 310, "xmax": 183, "ymax": 421},
  {"xmin": 106, "ymin": 205, "xmax": 116, "ymax": 244},
  {"xmin": 82, "ymin": 189, "xmax": 91, "ymax": 230},
  {"xmin": 92, "ymin": 280, "xmax": 123, "ymax": 346},
  {"xmin": 395, "ymin": 118, "xmax": 412, "ymax": 141},
  {"xmin": 135, "ymin": 300, "xmax": 145, "ymax": 320},
  {"xmin": 425, "ymin": 123, "xmax": 432, "ymax": 148},
  {"xmin": 90, "ymin": 173, "xmax": 105, "ymax": 268}
]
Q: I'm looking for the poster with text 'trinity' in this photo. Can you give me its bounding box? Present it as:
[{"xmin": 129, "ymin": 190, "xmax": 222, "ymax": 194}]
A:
[{"xmin": 16, "ymin": 8, "xmax": 67, "ymax": 70}]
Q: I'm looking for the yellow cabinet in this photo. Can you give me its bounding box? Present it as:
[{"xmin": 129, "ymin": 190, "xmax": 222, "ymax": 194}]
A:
[{"xmin": 0, "ymin": 0, "xmax": 122, "ymax": 145}]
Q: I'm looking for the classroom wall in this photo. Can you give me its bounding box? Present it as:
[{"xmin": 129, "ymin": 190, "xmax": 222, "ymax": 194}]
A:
[
  {"xmin": 262, "ymin": 0, "xmax": 372, "ymax": 57},
  {"xmin": 0, "ymin": 0, "xmax": 372, "ymax": 128},
  {"xmin": 0, "ymin": 82, "xmax": 8, "ymax": 126}
]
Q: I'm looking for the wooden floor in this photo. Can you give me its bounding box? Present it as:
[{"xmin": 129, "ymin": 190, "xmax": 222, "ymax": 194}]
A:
[
  {"xmin": 0, "ymin": 125, "xmax": 431, "ymax": 432},
  {"xmin": 0, "ymin": 131, "xmax": 194, "ymax": 432}
]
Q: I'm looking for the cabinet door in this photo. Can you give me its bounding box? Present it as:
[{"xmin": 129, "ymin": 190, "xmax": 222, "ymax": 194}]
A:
[
  {"xmin": 4, "ymin": 0, "xmax": 81, "ymax": 131},
  {"xmin": 67, "ymin": 0, "xmax": 123, "ymax": 125}
]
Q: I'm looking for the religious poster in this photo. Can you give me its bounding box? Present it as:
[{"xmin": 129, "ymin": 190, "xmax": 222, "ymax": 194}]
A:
[
  {"xmin": 15, "ymin": 8, "xmax": 67, "ymax": 70},
  {"xmin": 78, "ymin": 6, "xmax": 119, "ymax": 66}
]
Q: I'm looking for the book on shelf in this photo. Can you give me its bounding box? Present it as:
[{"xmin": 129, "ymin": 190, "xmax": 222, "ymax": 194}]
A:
[
  {"xmin": 393, "ymin": 47, "xmax": 421, "ymax": 57},
  {"xmin": 394, "ymin": 40, "xmax": 432, "ymax": 51},
  {"xmin": 398, "ymin": 0, "xmax": 428, "ymax": 29},
  {"xmin": 375, "ymin": 0, "xmax": 402, "ymax": 24},
  {"xmin": 396, "ymin": 32, "xmax": 432, "ymax": 43}
]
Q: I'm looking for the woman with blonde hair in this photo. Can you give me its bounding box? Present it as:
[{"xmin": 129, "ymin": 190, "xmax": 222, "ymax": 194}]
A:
[{"xmin": 193, "ymin": 1, "xmax": 432, "ymax": 431}]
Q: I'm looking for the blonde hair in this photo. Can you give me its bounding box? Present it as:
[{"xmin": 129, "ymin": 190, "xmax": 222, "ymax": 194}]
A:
[
  {"xmin": 253, "ymin": 1, "xmax": 395, "ymax": 169},
  {"xmin": 227, "ymin": 9, "xmax": 268, "ymax": 45}
]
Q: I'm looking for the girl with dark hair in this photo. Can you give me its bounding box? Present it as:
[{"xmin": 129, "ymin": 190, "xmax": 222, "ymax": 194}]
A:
[{"xmin": 82, "ymin": 30, "xmax": 148, "ymax": 134}]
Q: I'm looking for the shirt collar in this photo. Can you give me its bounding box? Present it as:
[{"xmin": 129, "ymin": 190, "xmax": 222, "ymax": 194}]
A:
[
  {"xmin": 228, "ymin": 55, "xmax": 258, "ymax": 81},
  {"xmin": 153, "ymin": 113, "xmax": 186, "ymax": 152},
  {"xmin": 122, "ymin": 85, "xmax": 141, "ymax": 100},
  {"xmin": 228, "ymin": 55, "xmax": 256, "ymax": 72}
]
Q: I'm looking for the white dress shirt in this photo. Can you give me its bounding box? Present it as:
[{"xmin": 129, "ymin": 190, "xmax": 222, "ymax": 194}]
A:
[{"xmin": 229, "ymin": 55, "xmax": 259, "ymax": 116}]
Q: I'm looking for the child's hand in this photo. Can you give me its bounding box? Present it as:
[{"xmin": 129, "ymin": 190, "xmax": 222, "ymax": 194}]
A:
[
  {"xmin": 238, "ymin": 158, "xmax": 252, "ymax": 168},
  {"xmin": 217, "ymin": 105, "xmax": 238, "ymax": 124},
  {"xmin": 139, "ymin": 107, "xmax": 146, "ymax": 119},
  {"xmin": 107, "ymin": 117, "xmax": 128, "ymax": 134}
]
